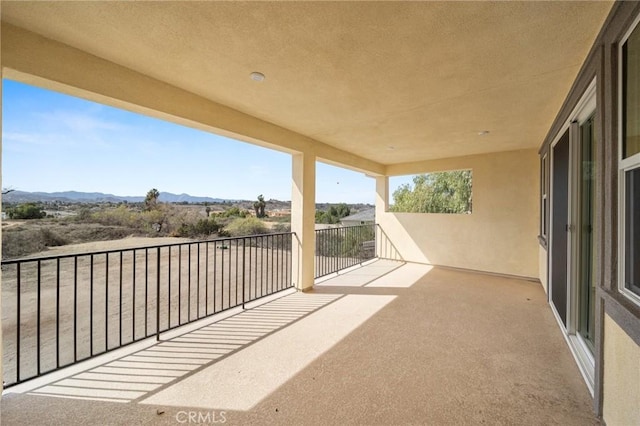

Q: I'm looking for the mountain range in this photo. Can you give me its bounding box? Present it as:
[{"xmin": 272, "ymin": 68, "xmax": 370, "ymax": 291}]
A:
[{"xmin": 3, "ymin": 190, "xmax": 229, "ymax": 204}]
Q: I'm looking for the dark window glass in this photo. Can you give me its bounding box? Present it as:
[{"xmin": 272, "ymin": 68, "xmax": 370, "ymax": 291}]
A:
[
  {"xmin": 623, "ymin": 25, "xmax": 640, "ymax": 158},
  {"xmin": 625, "ymin": 167, "xmax": 640, "ymax": 296}
]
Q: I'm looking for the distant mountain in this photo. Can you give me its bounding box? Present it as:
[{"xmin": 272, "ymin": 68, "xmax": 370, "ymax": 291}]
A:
[{"xmin": 3, "ymin": 190, "xmax": 227, "ymax": 204}]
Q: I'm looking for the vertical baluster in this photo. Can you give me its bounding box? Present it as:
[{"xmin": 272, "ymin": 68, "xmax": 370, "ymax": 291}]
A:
[
  {"xmin": 105, "ymin": 253, "xmax": 109, "ymax": 351},
  {"xmin": 132, "ymin": 250, "xmax": 136, "ymax": 341},
  {"xmin": 213, "ymin": 241, "xmax": 217, "ymax": 313},
  {"xmin": 168, "ymin": 246, "xmax": 172, "ymax": 328},
  {"xmin": 156, "ymin": 247, "xmax": 161, "ymax": 340},
  {"xmin": 144, "ymin": 248, "xmax": 148, "ymax": 336},
  {"xmin": 56, "ymin": 258, "xmax": 60, "ymax": 368},
  {"xmin": 178, "ymin": 245, "xmax": 182, "ymax": 324},
  {"xmin": 36, "ymin": 260, "xmax": 41, "ymax": 375},
  {"xmin": 119, "ymin": 251, "xmax": 123, "ymax": 346},
  {"xmin": 16, "ymin": 263, "xmax": 21, "ymax": 382},
  {"xmin": 242, "ymin": 238, "xmax": 246, "ymax": 308},
  {"xmin": 188, "ymin": 244, "xmax": 191, "ymax": 321},
  {"xmin": 73, "ymin": 257, "xmax": 78, "ymax": 362},
  {"xmin": 197, "ymin": 243, "xmax": 200, "ymax": 318},
  {"xmin": 205, "ymin": 242, "xmax": 209, "ymax": 315},
  {"xmin": 228, "ymin": 239, "xmax": 232, "ymax": 308},
  {"xmin": 90, "ymin": 254, "xmax": 94, "ymax": 355},
  {"xmin": 221, "ymin": 242, "xmax": 225, "ymax": 310},
  {"xmin": 235, "ymin": 239, "xmax": 239, "ymax": 305},
  {"xmin": 249, "ymin": 237, "xmax": 253, "ymax": 302}
]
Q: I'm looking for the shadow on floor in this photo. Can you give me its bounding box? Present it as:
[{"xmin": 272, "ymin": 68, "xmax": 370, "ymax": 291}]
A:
[{"xmin": 1, "ymin": 259, "xmax": 600, "ymax": 425}]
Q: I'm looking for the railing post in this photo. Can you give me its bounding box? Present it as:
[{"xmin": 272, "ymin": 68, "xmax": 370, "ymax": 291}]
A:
[
  {"xmin": 242, "ymin": 238, "xmax": 246, "ymax": 309},
  {"xmin": 156, "ymin": 247, "xmax": 161, "ymax": 341}
]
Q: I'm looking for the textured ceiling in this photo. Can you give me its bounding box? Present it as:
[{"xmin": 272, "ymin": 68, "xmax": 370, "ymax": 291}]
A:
[{"xmin": 1, "ymin": 1, "xmax": 613, "ymax": 165}]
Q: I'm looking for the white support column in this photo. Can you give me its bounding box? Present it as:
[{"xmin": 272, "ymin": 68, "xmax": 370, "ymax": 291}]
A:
[{"xmin": 291, "ymin": 153, "xmax": 316, "ymax": 291}]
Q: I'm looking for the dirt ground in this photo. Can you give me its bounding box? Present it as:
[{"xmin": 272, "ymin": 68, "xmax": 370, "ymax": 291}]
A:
[{"xmin": 1, "ymin": 236, "xmax": 294, "ymax": 386}]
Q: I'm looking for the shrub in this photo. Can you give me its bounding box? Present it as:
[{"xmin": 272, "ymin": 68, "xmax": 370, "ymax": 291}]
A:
[
  {"xmin": 7, "ymin": 203, "xmax": 46, "ymax": 219},
  {"xmin": 39, "ymin": 228, "xmax": 68, "ymax": 247},
  {"xmin": 174, "ymin": 218, "xmax": 221, "ymax": 238},
  {"xmin": 272, "ymin": 223, "xmax": 291, "ymax": 233},
  {"xmin": 224, "ymin": 217, "xmax": 268, "ymax": 237}
]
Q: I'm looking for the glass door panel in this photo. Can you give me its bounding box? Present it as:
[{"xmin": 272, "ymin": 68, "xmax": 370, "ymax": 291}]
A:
[{"xmin": 577, "ymin": 115, "xmax": 595, "ymax": 352}]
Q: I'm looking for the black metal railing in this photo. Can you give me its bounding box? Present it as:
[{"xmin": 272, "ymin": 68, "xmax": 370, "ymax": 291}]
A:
[
  {"xmin": 1, "ymin": 232, "xmax": 295, "ymax": 388},
  {"xmin": 315, "ymin": 224, "xmax": 376, "ymax": 278}
]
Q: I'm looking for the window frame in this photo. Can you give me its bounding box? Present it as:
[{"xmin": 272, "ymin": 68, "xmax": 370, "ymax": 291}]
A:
[
  {"xmin": 540, "ymin": 152, "xmax": 548, "ymax": 243},
  {"xmin": 618, "ymin": 13, "xmax": 640, "ymax": 306}
]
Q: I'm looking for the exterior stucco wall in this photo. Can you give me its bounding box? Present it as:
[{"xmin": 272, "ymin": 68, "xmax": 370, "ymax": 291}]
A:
[
  {"xmin": 603, "ymin": 314, "xmax": 640, "ymax": 425},
  {"xmin": 377, "ymin": 149, "xmax": 539, "ymax": 278}
]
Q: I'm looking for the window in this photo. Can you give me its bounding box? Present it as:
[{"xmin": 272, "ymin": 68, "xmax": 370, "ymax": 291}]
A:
[
  {"xmin": 389, "ymin": 170, "xmax": 472, "ymax": 214},
  {"xmin": 619, "ymin": 16, "xmax": 640, "ymax": 303},
  {"xmin": 540, "ymin": 153, "xmax": 548, "ymax": 241}
]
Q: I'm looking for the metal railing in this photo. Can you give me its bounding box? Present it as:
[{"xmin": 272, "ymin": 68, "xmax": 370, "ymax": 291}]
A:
[
  {"xmin": 1, "ymin": 232, "xmax": 295, "ymax": 388},
  {"xmin": 315, "ymin": 224, "xmax": 376, "ymax": 278}
]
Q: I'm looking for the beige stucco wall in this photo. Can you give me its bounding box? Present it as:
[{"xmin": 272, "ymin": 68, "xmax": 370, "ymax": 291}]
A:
[
  {"xmin": 377, "ymin": 149, "xmax": 539, "ymax": 278},
  {"xmin": 539, "ymin": 245, "xmax": 548, "ymax": 294},
  {"xmin": 603, "ymin": 313, "xmax": 640, "ymax": 425}
]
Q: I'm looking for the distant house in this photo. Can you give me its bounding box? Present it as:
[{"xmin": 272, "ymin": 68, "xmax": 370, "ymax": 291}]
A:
[
  {"xmin": 267, "ymin": 209, "xmax": 291, "ymax": 218},
  {"xmin": 340, "ymin": 208, "xmax": 375, "ymax": 226}
]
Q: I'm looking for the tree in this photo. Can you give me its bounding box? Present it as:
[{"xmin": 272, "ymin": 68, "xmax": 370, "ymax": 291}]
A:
[
  {"xmin": 144, "ymin": 188, "xmax": 160, "ymax": 211},
  {"xmin": 254, "ymin": 194, "xmax": 266, "ymax": 218},
  {"xmin": 315, "ymin": 203, "xmax": 351, "ymax": 224},
  {"xmin": 7, "ymin": 203, "xmax": 46, "ymax": 219},
  {"xmin": 391, "ymin": 170, "xmax": 472, "ymax": 214}
]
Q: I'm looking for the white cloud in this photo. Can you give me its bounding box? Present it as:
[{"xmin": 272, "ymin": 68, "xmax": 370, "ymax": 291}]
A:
[{"xmin": 35, "ymin": 109, "xmax": 129, "ymax": 133}]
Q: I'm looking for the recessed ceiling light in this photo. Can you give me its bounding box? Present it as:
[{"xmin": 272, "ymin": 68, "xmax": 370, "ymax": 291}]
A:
[
  {"xmin": 478, "ymin": 130, "xmax": 490, "ymax": 136},
  {"xmin": 250, "ymin": 72, "xmax": 265, "ymax": 82}
]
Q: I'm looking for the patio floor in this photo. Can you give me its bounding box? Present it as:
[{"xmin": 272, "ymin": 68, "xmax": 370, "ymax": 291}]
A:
[{"xmin": 1, "ymin": 259, "xmax": 598, "ymax": 425}]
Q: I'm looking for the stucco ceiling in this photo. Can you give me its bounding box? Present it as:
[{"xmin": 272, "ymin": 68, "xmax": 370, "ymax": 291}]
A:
[{"xmin": 1, "ymin": 1, "xmax": 613, "ymax": 165}]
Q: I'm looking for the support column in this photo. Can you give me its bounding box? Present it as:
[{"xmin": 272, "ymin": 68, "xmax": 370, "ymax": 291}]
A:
[
  {"xmin": 375, "ymin": 176, "xmax": 388, "ymax": 257},
  {"xmin": 291, "ymin": 153, "xmax": 316, "ymax": 291},
  {"xmin": 375, "ymin": 175, "xmax": 388, "ymax": 214}
]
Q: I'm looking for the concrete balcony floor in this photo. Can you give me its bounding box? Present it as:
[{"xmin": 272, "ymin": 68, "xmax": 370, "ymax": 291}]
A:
[{"xmin": 1, "ymin": 260, "xmax": 598, "ymax": 425}]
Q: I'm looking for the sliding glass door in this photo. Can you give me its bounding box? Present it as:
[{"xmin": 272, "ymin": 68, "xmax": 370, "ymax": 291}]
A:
[
  {"xmin": 577, "ymin": 115, "xmax": 595, "ymax": 352},
  {"xmin": 548, "ymin": 84, "xmax": 597, "ymax": 392}
]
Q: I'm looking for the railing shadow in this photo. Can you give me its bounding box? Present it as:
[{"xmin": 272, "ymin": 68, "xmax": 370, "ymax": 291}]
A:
[{"xmin": 21, "ymin": 290, "xmax": 342, "ymax": 403}]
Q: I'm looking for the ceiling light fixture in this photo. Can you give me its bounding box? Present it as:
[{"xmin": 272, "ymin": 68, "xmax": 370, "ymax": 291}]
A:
[
  {"xmin": 250, "ymin": 72, "xmax": 265, "ymax": 82},
  {"xmin": 478, "ymin": 130, "xmax": 490, "ymax": 136}
]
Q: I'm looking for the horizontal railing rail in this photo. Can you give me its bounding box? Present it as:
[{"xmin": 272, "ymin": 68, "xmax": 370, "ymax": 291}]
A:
[
  {"xmin": 314, "ymin": 224, "xmax": 376, "ymax": 278},
  {"xmin": 1, "ymin": 232, "xmax": 295, "ymax": 388}
]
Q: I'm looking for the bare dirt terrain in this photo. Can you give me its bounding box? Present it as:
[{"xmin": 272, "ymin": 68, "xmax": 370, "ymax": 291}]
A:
[{"xmin": 1, "ymin": 236, "xmax": 293, "ymax": 386}]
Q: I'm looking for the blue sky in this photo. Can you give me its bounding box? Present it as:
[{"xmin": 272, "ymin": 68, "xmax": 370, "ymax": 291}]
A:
[{"xmin": 2, "ymin": 79, "xmax": 388, "ymax": 204}]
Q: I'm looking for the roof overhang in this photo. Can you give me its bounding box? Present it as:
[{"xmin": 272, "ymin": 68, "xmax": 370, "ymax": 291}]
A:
[{"xmin": 1, "ymin": 1, "xmax": 614, "ymax": 172}]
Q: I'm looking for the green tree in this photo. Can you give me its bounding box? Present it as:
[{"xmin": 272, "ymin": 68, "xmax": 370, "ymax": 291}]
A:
[
  {"xmin": 144, "ymin": 188, "xmax": 160, "ymax": 211},
  {"xmin": 315, "ymin": 203, "xmax": 352, "ymax": 224},
  {"xmin": 215, "ymin": 207, "xmax": 248, "ymax": 218},
  {"xmin": 391, "ymin": 170, "xmax": 472, "ymax": 213},
  {"xmin": 7, "ymin": 203, "xmax": 46, "ymax": 219},
  {"xmin": 253, "ymin": 194, "xmax": 267, "ymax": 218}
]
